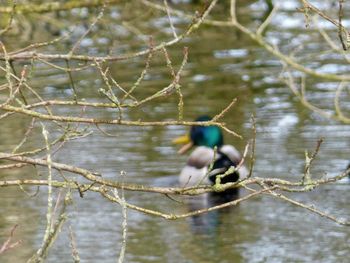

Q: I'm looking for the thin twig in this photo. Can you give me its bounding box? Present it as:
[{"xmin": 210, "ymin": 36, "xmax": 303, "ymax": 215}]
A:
[
  {"xmin": 69, "ymin": 5, "xmax": 105, "ymax": 55},
  {"xmin": 338, "ymin": 0, "xmax": 347, "ymax": 50},
  {"xmin": 69, "ymin": 226, "xmax": 80, "ymax": 263},
  {"xmin": 302, "ymin": 138, "xmax": 323, "ymax": 184},
  {"xmin": 0, "ymin": 224, "xmax": 22, "ymax": 254},
  {"xmin": 164, "ymin": 0, "xmax": 178, "ymax": 39},
  {"xmin": 0, "ymin": 0, "xmax": 16, "ymax": 36},
  {"xmin": 247, "ymin": 115, "xmax": 256, "ymax": 178}
]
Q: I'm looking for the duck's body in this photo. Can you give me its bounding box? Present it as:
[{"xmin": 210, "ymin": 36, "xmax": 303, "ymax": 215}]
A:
[
  {"xmin": 174, "ymin": 116, "xmax": 248, "ymax": 195},
  {"xmin": 179, "ymin": 145, "xmax": 248, "ymax": 187}
]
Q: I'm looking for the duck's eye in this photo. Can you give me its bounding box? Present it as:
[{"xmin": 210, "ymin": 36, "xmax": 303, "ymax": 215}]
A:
[{"xmin": 190, "ymin": 126, "xmax": 204, "ymax": 144}]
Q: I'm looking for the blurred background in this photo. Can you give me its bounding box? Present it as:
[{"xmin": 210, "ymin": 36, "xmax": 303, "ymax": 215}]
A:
[{"xmin": 0, "ymin": 0, "xmax": 349, "ymax": 262}]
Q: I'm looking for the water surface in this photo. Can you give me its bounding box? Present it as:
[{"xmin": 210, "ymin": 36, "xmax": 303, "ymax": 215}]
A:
[{"xmin": 0, "ymin": 1, "xmax": 349, "ymax": 262}]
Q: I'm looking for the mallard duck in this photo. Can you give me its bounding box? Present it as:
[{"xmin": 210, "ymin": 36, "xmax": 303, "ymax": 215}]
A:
[{"xmin": 173, "ymin": 116, "xmax": 248, "ymax": 194}]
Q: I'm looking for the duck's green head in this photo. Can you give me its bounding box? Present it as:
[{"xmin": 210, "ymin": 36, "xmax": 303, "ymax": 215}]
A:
[
  {"xmin": 173, "ymin": 116, "xmax": 224, "ymax": 154},
  {"xmin": 190, "ymin": 116, "xmax": 223, "ymax": 148}
]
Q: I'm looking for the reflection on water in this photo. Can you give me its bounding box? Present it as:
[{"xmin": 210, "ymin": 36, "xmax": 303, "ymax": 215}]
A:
[
  {"xmin": 1, "ymin": 1, "xmax": 350, "ymax": 262},
  {"xmin": 185, "ymin": 193, "xmax": 245, "ymax": 238}
]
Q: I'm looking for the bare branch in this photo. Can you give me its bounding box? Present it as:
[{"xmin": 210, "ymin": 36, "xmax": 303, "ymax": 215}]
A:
[{"xmin": 0, "ymin": 225, "xmax": 22, "ymax": 254}]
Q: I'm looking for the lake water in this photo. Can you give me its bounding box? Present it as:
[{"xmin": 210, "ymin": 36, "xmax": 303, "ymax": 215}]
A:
[{"xmin": 0, "ymin": 1, "xmax": 349, "ymax": 262}]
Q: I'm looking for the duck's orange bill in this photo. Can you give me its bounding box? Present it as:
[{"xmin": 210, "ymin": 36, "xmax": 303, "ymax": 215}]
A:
[{"xmin": 172, "ymin": 134, "xmax": 193, "ymax": 154}]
